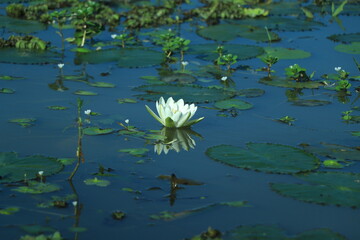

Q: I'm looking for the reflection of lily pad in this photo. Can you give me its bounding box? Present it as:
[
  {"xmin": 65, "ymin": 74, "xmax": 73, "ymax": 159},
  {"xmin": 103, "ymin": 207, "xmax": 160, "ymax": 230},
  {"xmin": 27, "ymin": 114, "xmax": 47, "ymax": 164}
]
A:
[
  {"xmin": 301, "ymin": 142, "xmax": 360, "ymax": 161},
  {"xmin": 228, "ymin": 17, "xmax": 325, "ymax": 31},
  {"xmin": 271, "ymin": 172, "xmax": 360, "ymax": 208},
  {"xmin": 83, "ymin": 127, "xmax": 114, "ymax": 136},
  {"xmin": 214, "ymin": 99, "xmax": 253, "ymax": 110},
  {"xmin": 197, "ymin": 24, "xmax": 280, "ymax": 42},
  {"xmin": 334, "ymin": 42, "xmax": 360, "ymax": 55},
  {"xmin": 328, "ymin": 33, "xmax": 360, "ymax": 43},
  {"xmin": 133, "ymin": 84, "xmax": 236, "ymax": 103},
  {"xmin": 291, "ymin": 99, "xmax": 332, "ymax": 107},
  {"xmin": 0, "ymin": 152, "xmax": 63, "ymax": 183},
  {"xmin": 75, "ymin": 48, "xmax": 164, "ymax": 68},
  {"xmin": 189, "ymin": 44, "xmax": 264, "ymax": 61},
  {"xmin": 206, "ymin": 143, "xmax": 319, "ymax": 174},
  {"xmin": 263, "ymin": 47, "xmax": 311, "ymax": 59},
  {"xmin": 0, "ymin": 48, "xmax": 60, "ymax": 65},
  {"xmin": 13, "ymin": 181, "xmax": 61, "ymax": 194},
  {"xmin": 259, "ymin": 77, "xmax": 323, "ymax": 89},
  {"xmin": 0, "ymin": 15, "xmax": 46, "ymax": 34}
]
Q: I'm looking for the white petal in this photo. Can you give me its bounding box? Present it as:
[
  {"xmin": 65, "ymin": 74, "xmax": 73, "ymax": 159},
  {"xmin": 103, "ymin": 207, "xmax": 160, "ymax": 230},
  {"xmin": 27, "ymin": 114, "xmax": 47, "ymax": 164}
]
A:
[
  {"xmin": 176, "ymin": 112, "xmax": 191, "ymax": 127},
  {"xmin": 171, "ymin": 111, "xmax": 182, "ymax": 125}
]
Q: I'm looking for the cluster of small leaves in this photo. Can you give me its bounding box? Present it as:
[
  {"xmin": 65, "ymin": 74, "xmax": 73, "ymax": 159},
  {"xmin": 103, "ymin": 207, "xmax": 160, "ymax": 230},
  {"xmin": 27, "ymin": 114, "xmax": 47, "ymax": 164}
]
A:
[
  {"xmin": 0, "ymin": 35, "xmax": 49, "ymax": 50},
  {"xmin": 152, "ymin": 30, "xmax": 190, "ymax": 59},
  {"xmin": 123, "ymin": 5, "xmax": 177, "ymax": 29},
  {"xmin": 6, "ymin": 3, "xmax": 51, "ymax": 23},
  {"xmin": 285, "ymin": 64, "xmax": 313, "ymax": 82}
]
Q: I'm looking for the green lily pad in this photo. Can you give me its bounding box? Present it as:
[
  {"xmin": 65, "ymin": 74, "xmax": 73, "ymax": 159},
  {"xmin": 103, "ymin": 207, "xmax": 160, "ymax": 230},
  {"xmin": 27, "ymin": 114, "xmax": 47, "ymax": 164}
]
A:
[
  {"xmin": 328, "ymin": 33, "xmax": 360, "ymax": 43},
  {"xmin": 20, "ymin": 225, "xmax": 57, "ymax": 235},
  {"xmin": 88, "ymin": 82, "xmax": 116, "ymax": 88},
  {"xmin": 117, "ymin": 98, "xmax": 137, "ymax": 104},
  {"xmin": 0, "ymin": 48, "xmax": 60, "ymax": 65},
  {"xmin": 262, "ymin": 1, "xmax": 303, "ymax": 16},
  {"xmin": 214, "ymin": 99, "xmax": 253, "ymax": 110},
  {"xmin": 263, "ymin": 47, "xmax": 311, "ymax": 59},
  {"xmin": 351, "ymin": 131, "xmax": 360, "ymax": 137},
  {"xmin": 189, "ymin": 43, "xmax": 264, "ymax": 62},
  {"xmin": 13, "ymin": 181, "xmax": 61, "ymax": 194},
  {"xmin": 0, "ymin": 152, "xmax": 63, "ymax": 183},
  {"xmin": 0, "ymin": 207, "xmax": 19, "ymax": 215},
  {"xmin": 0, "ymin": 15, "xmax": 46, "ymax": 34},
  {"xmin": 228, "ymin": 17, "xmax": 325, "ymax": 32},
  {"xmin": 9, "ymin": 118, "xmax": 36, "ymax": 128},
  {"xmin": 133, "ymin": 84, "xmax": 236, "ymax": 103},
  {"xmin": 84, "ymin": 177, "xmax": 110, "ymax": 187},
  {"xmin": 47, "ymin": 106, "xmax": 68, "ymax": 110},
  {"xmin": 74, "ymin": 90, "xmax": 98, "ymax": 96},
  {"xmin": 334, "ymin": 42, "xmax": 360, "ymax": 55},
  {"xmin": 74, "ymin": 47, "xmax": 164, "ymax": 68},
  {"xmin": 161, "ymin": 73, "xmax": 197, "ymax": 84},
  {"xmin": 0, "ymin": 75, "xmax": 25, "ymax": 80},
  {"xmin": 197, "ymin": 24, "xmax": 280, "ymax": 42},
  {"xmin": 270, "ymin": 172, "xmax": 360, "ymax": 208},
  {"xmin": 237, "ymin": 88, "xmax": 265, "ymax": 98},
  {"xmin": 301, "ymin": 142, "xmax": 360, "ymax": 161},
  {"xmin": 57, "ymin": 158, "xmax": 76, "ymax": 165},
  {"xmin": 291, "ymin": 99, "xmax": 332, "ymax": 107},
  {"xmin": 259, "ymin": 77, "xmax": 323, "ymax": 89},
  {"xmin": 206, "ymin": 143, "xmax": 320, "ymax": 174},
  {"xmin": 118, "ymin": 148, "xmax": 149, "ymax": 157},
  {"xmin": 0, "ymin": 88, "xmax": 15, "ymax": 94},
  {"xmin": 323, "ymin": 159, "xmax": 346, "ymax": 169},
  {"xmin": 83, "ymin": 127, "xmax": 114, "ymax": 136},
  {"xmin": 222, "ymin": 225, "xmax": 346, "ymax": 240}
]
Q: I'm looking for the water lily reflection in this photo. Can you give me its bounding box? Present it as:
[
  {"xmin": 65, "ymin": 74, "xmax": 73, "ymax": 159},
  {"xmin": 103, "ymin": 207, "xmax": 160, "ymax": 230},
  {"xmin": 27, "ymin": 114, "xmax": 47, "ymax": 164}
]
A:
[{"xmin": 154, "ymin": 127, "xmax": 202, "ymax": 155}]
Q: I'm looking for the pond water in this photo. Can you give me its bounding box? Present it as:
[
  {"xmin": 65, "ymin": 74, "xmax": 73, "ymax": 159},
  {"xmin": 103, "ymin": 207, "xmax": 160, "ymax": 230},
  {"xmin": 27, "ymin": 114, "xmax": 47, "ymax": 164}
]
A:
[{"xmin": 0, "ymin": 0, "xmax": 359, "ymax": 239}]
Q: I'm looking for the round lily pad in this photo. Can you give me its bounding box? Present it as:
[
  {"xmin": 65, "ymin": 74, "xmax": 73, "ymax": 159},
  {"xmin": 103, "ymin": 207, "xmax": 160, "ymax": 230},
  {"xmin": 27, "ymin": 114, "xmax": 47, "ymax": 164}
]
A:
[
  {"xmin": 0, "ymin": 152, "xmax": 63, "ymax": 183},
  {"xmin": 334, "ymin": 42, "xmax": 360, "ymax": 55},
  {"xmin": 13, "ymin": 181, "xmax": 61, "ymax": 194},
  {"xmin": 262, "ymin": 47, "xmax": 311, "ymax": 59},
  {"xmin": 237, "ymin": 88, "xmax": 265, "ymax": 98},
  {"xmin": 271, "ymin": 172, "xmax": 360, "ymax": 208},
  {"xmin": 206, "ymin": 143, "xmax": 320, "ymax": 174},
  {"xmin": 0, "ymin": 88, "xmax": 15, "ymax": 94},
  {"xmin": 214, "ymin": 99, "xmax": 253, "ymax": 110},
  {"xmin": 83, "ymin": 127, "xmax": 114, "ymax": 136},
  {"xmin": 74, "ymin": 47, "xmax": 164, "ymax": 68},
  {"xmin": 327, "ymin": 33, "xmax": 360, "ymax": 43},
  {"xmin": 291, "ymin": 99, "xmax": 332, "ymax": 107},
  {"xmin": 0, "ymin": 48, "xmax": 60, "ymax": 65},
  {"xmin": 74, "ymin": 90, "xmax": 98, "ymax": 96},
  {"xmin": 0, "ymin": 15, "xmax": 46, "ymax": 34},
  {"xmin": 301, "ymin": 142, "xmax": 360, "ymax": 161},
  {"xmin": 189, "ymin": 43, "xmax": 264, "ymax": 61},
  {"xmin": 133, "ymin": 84, "xmax": 236, "ymax": 103},
  {"xmin": 197, "ymin": 24, "xmax": 280, "ymax": 42},
  {"xmin": 259, "ymin": 77, "xmax": 323, "ymax": 89},
  {"xmin": 88, "ymin": 82, "xmax": 116, "ymax": 88}
]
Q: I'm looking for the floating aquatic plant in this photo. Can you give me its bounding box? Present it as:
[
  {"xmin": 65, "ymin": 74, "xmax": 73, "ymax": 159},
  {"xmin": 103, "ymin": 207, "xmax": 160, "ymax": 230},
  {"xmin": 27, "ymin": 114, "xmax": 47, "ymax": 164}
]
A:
[{"xmin": 146, "ymin": 97, "xmax": 204, "ymax": 128}]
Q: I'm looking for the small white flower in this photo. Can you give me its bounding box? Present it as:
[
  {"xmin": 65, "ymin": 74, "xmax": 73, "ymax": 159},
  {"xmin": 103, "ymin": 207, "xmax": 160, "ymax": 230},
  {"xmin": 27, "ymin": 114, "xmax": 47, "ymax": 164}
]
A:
[
  {"xmin": 111, "ymin": 34, "xmax": 117, "ymax": 39},
  {"xmin": 96, "ymin": 46, "xmax": 102, "ymax": 51},
  {"xmin": 125, "ymin": 119, "xmax": 129, "ymax": 124},
  {"xmin": 57, "ymin": 63, "xmax": 64, "ymax": 69},
  {"xmin": 221, "ymin": 76, "xmax": 228, "ymax": 81},
  {"xmin": 38, "ymin": 171, "xmax": 44, "ymax": 176},
  {"xmin": 72, "ymin": 201, "xmax": 78, "ymax": 207},
  {"xmin": 335, "ymin": 67, "xmax": 342, "ymax": 71},
  {"xmin": 289, "ymin": 65, "xmax": 293, "ymax": 69},
  {"xmin": 146, "ymin": 97, "xmax": 204, "ymax": 128},
  {"xmin": 84, "ymin": 109, "xmax": 91, "ymax": 115},
  {"xmin": 181, "ymin": 61, "xmax": 189, "ymax": 66}
]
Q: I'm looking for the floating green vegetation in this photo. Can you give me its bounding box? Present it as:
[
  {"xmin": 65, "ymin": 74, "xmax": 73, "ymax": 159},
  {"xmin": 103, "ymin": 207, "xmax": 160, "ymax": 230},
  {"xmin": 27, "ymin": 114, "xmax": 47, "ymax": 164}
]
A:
[
  {"xmin": 277, "ymin": 115, "xmax": 296, "ymax": 125},
  {"xmin": 47, "ymin": 106, "xmax": 68, "ymax": 110},
  {"xmin": 0, "ymin": 88, "xmax": 15, "ymax": 94},
  {"xmin": 84, "ymin": 177, "xmax": 110, "ymax": 187},
  {"xmin": 134, "ymin": 84, "xmax": 236, "ymax": 103},
  {"xmin": 13, "ymin": 181, "xmax": 61, "ymax": 194},
  {"xmin": 327, "ymin": 32, "xmax": 360, "ymax": 43},
  {"xmin": 301, "ymin": 142, "xmax": 360, "ymax": 161},
  {"xmin": 112, "ymin": 211, "xmax": 126, "ymax": 220},
  {"xmin": 0, "ymin": 15, "xmax": 46, "ymax": 34},
  {"xmin": 161, "ymin": 73, "xmax": 197, "ymax": 84},
  {"xmin": 335, "ymin": 42, "xmax": 360, "ymax": 55},
  {"xmin": 88, "ymin": 81, "xmax": 116, "ymax": 88},
  {"xmin": 118, "ymin": 148, "xmax": 149, "ymax": 157},
  {"xmin": 0, "ymin": 48, "xmax": 60, "ymax": 65},
  {"xmin": 261, "ymin": 1, "xmax": 303, "ymax": 16},
  {"xmin": 117, "ymin": 98, "xmax": 137, "ymax": 104},
  {"xmin": 237, "ymin": 88, "xmax": 265, "ymax": 98},
  {"xmin": 73, "ymin": 90, "xmax": 98, "ymax": 96},
  {"xmin": 291, "ymin": 99, "xmax": 332, "ymax": 107},
  {"xmin": 228, "ymin": 17, "xmax": 325, "ymax": 31},
  {"xmin": 0, "ymin": 35, "xmax": 49, "ymax": 50},
  {"xmin": 271, "ymin": 172, "xmax": 360, "ymax": 208},
  {"xmin": 262, "ymin": 47, "xmax": 311, "ymax": 60},
  {"xmin": 323, "ymin": 159, "xmax": 349, "ymax": 169},
  {"xmin": 74, "ymin": 48, "xmax": 164, "ymax": 68},
  {"xmin": 206, "ymin": 143, "xmax": 320, "ymax": 174},
  {"xmin": 0, "ymin": 152, "xmax": 63, "ymax": 183},
  {"xmin": 8, "ymin": 118, "xmax": 36, "ymax": 127},
  {"xmin": 189, "ymin": 44, "xmax": 264, "ymax": 61},
  {"xmin": 0, "ymin": 75, "xmax": 24, "ymax": 80},
  {"xmin": 83, "ymin": 127, "xmax": 114, "ymax": 136},
  {"xmin": 19, "ymin": 224, "xmax": 57, "ymax": 235},
  {"xmin": 197, "ymin": 24, "xmax": 280, "ymax": 42},
  {"xmin": 259, "ymin": 77, "xmax": 323, "ymax": 89},
  {"xmin": 214, "ymin": 99, "xmax": 253, "ymax": 110},
  {"xmin": 0, "ymin": 207, "xmax": 19, "ymax": 215},
  {"xmin": 19, "ymin": 231, "xmax": 63, "ymax": 240}
]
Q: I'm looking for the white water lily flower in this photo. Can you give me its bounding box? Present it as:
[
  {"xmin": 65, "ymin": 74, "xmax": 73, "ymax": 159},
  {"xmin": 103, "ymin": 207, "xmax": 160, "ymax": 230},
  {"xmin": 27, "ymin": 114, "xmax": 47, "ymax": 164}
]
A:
[
  {"xmin": 111, "ymin": 34, "xmax": 117, "ymax": 39},
  {"xmin": 146, "ymin": 97, "xmax": 204, "ymax": 128},
  {"xmin": 335, "ymin": 67, "xmax": 342, "ymax": 71},
  {"xmin": 38, "ymin": 171, "xmax": 44, "ymax": 176},
  {"xmin": 221, "ymin": 76, "xmax": 228, "ymax": 81},
  {"xmin": 181, "ymin": 61, "xmax": 189, "ymax": 66},
  {"xmin": 84, "ymin": 109, "xmax": 91, "ymax": 115},
  {"xmin": 57, "ymin": 63, "xmax": 64, "ymax": 69},
  {"xmin": 125, "ymin": 119, "xmax": 129, "ymax": 124}
]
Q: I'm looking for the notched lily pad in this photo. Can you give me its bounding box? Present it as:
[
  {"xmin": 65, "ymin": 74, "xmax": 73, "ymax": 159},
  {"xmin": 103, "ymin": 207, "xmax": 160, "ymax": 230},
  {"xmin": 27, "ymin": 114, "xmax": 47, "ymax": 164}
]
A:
[
  {"xmin": 83, "ymin": 127, "xmax": 114, "ymax": 136},
  {"xmin": 263, "ymin": 47, "xmax": 311, "ymax": 60},
  {"xmin": 206, "ymin": 143, "xmax": 320, "ymax": 174},
  {"xmin": 133, "ymin": 84, "xmax": 236, "ymax": 103},
  {"xmin": 214, "ymin": 99, "xmax": 253, "ymax": 110},
  {"xmin": 271, "ymin": 172, "xmax": 360, "ymax": 208},
  {"xmin": 0, "ymin": 152, "xmax": 63, "ymax": 183},
  {"xmin": 259, "ymin": 77, "xmax": 323, "ymax": 89},
  {"xmin": 13, "ymin": 181, "xmax": 61, "ymax": 194}
]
